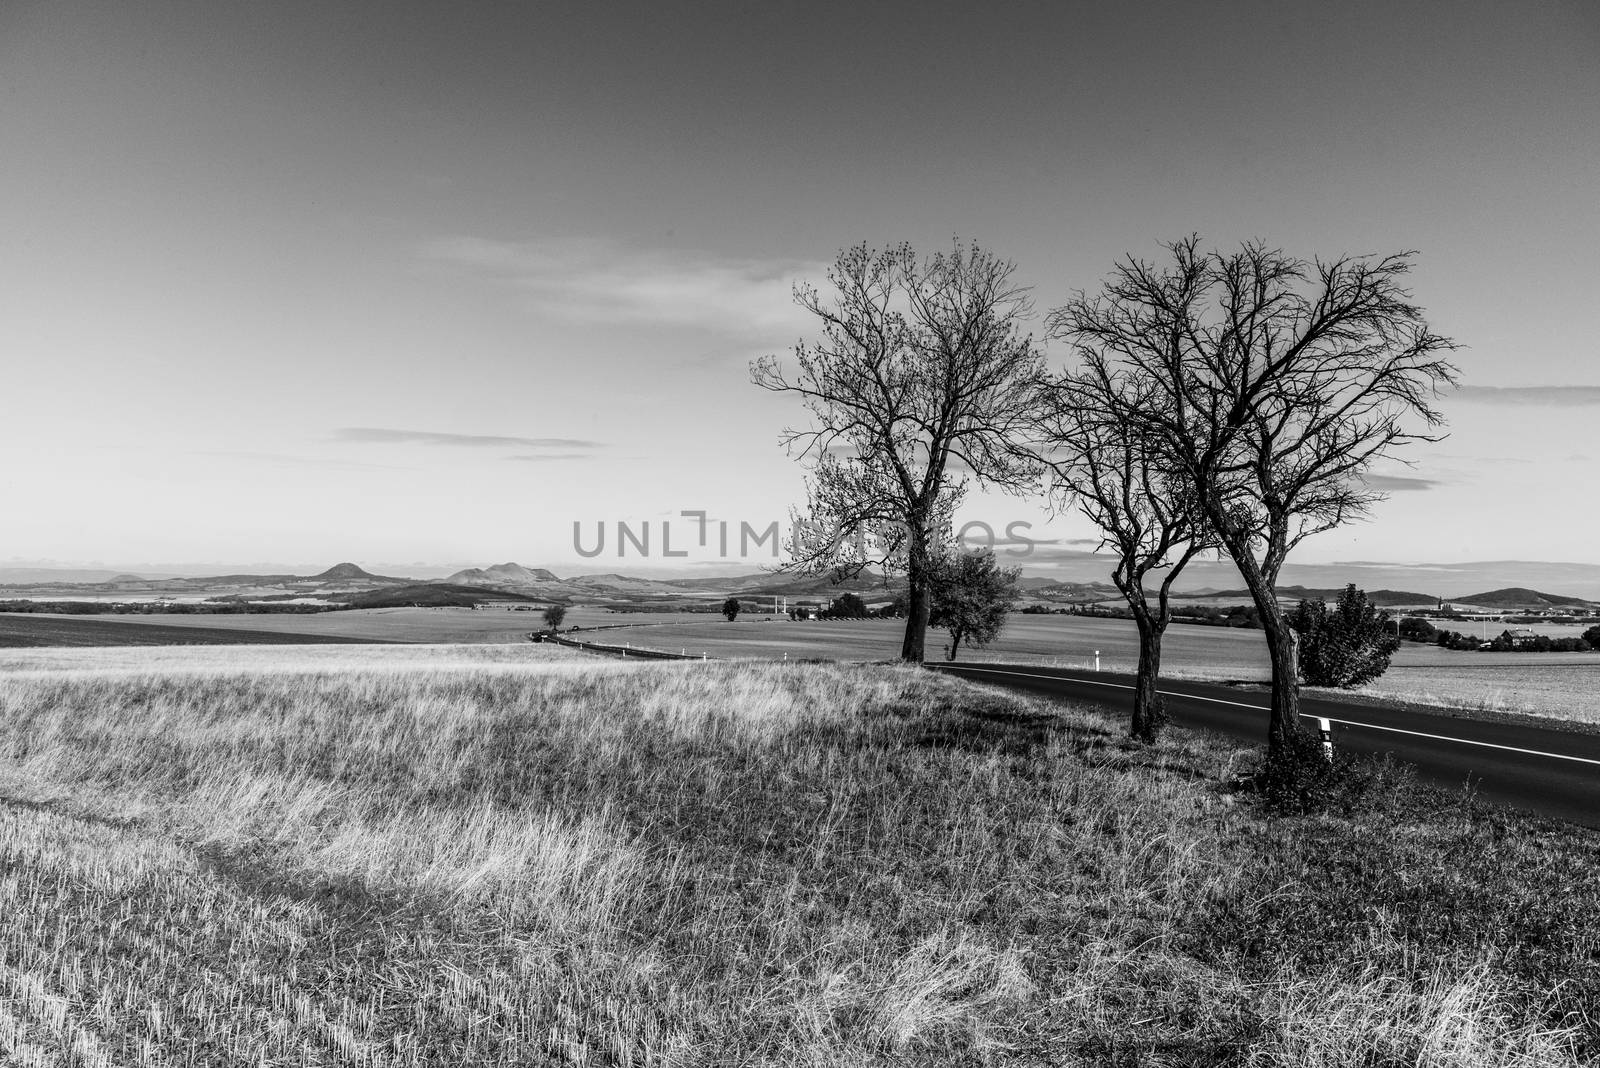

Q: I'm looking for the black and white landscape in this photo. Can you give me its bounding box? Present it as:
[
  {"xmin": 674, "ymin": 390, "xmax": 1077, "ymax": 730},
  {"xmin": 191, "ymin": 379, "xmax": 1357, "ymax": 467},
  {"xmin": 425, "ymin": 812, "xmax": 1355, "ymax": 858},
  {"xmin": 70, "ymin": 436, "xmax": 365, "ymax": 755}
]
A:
[{"xmin": 3, "ymin": 2, "xmax": 1598, "ymax": 1064}]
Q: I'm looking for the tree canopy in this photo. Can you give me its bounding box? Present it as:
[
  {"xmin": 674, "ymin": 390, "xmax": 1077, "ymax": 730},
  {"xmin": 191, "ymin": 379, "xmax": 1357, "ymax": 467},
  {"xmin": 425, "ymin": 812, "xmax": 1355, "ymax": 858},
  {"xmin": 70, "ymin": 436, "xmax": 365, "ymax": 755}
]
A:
[
  {"xmin": 1051, "ymin": 237, "xmax": 1456, "ymax": 752},
  {"xmin": 753, "ymin": 240, "xmax": 1044, "ymax": 662},
  {"xmin": 928, "ymin": 549, "xmax": 1021, "ymax": 660}
]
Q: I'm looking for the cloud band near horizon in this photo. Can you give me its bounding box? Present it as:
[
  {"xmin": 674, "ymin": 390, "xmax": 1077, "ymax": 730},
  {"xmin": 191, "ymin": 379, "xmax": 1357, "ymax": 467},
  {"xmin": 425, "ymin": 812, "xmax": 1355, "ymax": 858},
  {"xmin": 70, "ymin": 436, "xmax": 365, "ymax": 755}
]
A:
[
  {"xmin": 1454, "ymin": 385, "xmax": 1600, "ymax": 406},
  {"xmin": 336, "ymin": 427, "xmax": 604, "ymax": 450}
]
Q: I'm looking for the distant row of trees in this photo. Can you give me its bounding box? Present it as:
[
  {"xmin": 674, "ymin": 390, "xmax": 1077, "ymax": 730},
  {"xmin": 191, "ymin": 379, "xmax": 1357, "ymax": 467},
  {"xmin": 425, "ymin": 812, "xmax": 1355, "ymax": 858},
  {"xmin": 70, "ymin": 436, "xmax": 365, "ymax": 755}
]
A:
[
  {"xmin": 757, "ymin": 236, "xmax": 1457, "ymax": 759},
  {"xmin": 1399, "ymin": 616, "xmax": 1600, "ymax": 652}
]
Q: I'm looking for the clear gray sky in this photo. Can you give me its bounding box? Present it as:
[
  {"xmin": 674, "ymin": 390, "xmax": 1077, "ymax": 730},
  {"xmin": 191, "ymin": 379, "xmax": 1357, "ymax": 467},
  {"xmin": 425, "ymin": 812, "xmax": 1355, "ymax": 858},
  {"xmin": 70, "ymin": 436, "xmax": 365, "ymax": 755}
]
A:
[{"xmin": 3, "ymin": 0, "xmax": 1597, "ymax": 574}]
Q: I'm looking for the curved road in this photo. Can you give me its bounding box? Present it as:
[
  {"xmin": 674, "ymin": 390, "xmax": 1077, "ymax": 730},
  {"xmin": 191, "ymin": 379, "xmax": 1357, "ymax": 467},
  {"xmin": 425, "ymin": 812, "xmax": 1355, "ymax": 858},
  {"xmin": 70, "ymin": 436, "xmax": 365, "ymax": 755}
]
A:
[{"xmin": 928, "ymin": 663, "xmax": 1600, "ymax": 828}]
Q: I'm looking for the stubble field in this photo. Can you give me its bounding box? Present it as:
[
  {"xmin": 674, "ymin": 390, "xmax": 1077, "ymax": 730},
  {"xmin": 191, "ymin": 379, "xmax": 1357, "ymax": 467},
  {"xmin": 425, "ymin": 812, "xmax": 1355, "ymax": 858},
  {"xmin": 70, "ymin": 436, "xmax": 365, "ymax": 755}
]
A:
[{"xmin": 0, "ymin": 644, "xmax": 1597, "ymax": 1065}]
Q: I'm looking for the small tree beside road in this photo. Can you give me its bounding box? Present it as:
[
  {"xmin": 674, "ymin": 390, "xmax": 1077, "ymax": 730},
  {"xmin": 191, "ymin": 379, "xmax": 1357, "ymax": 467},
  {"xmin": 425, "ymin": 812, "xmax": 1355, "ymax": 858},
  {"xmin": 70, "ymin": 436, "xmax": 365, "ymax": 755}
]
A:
[
  {"xmin": 542, "ymin": 604, "xmax": 566, "ymax": 631},
  {"xmin": 721, "ymin": 597, "xmax": 741, "ymax": 622},
  {"xmin": 928, "ymin": 549, "xmax": 1021, "ymax": 661},
  {"xmin": 1291, "ymin": 585, "xmax": 1401, "ymax": 688}
]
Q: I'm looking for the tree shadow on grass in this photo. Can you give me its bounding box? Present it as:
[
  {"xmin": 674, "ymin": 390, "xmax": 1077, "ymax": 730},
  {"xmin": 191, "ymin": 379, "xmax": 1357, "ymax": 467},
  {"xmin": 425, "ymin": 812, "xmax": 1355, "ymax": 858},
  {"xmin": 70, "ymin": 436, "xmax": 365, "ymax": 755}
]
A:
[
  {"xmin": 909, "ymin": 701, "xmax": 1113, "ymax": 756},
  {"xmin": 191, "ymin": 842, "xmax": 446, "ymax": 940}
]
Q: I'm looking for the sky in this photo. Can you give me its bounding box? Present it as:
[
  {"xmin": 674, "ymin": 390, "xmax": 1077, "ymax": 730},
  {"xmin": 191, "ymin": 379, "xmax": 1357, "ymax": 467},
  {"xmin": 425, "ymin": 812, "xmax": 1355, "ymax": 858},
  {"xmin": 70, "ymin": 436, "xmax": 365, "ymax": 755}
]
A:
[{"xmin": 2, "ymin": 0, "xmax": 1598, "ymax": 581}]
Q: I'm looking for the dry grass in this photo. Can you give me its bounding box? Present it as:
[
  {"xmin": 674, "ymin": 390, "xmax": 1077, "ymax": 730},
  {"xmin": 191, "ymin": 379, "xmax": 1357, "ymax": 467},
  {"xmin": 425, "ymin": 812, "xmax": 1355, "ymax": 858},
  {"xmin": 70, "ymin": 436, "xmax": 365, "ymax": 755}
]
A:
[{"xmin": 0, "ymin": 645, "xmax": 1594, "ymax": 1065}]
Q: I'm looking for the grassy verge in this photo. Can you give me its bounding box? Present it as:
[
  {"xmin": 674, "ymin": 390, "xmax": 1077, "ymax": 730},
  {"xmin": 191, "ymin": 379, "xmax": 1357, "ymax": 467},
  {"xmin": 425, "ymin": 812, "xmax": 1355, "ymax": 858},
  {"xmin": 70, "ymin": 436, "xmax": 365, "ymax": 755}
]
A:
[{"xmin": 0, "ymin": 648, "xmax": 1594, "ymax": 1065}]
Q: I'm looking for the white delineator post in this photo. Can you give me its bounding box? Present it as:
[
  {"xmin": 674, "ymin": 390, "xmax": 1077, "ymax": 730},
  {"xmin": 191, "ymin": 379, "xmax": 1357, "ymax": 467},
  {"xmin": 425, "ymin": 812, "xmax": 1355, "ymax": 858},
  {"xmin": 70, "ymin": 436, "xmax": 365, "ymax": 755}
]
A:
[
  {"xmin": 1317, "ymin": 717, "xmax": 1334, "ymax": 763},
  {"xmin": 1094, "ymin": 649, "xmax": 1100, "ymax": 672}
]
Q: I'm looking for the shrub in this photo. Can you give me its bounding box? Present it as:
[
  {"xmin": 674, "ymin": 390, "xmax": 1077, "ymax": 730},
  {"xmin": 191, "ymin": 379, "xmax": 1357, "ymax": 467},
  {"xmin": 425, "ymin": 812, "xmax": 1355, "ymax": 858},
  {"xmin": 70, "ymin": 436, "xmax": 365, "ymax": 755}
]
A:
[
  {"xmin": 1291, "ymin": 585, "xmax": 1400, "ymax": 687},
  {"xmin": 1244, "ymin": 728, "xmax": 1410, "ymax": 817},
  {"xmin": 1397, "ymin": 616, "xmax": 1436, "ymax": 641}
]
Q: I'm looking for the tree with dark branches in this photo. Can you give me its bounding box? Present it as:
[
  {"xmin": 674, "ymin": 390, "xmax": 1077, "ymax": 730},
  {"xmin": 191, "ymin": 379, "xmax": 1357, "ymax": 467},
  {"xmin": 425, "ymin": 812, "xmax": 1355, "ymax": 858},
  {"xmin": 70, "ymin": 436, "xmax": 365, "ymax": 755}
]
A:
[
  {"xmin": 753, "ymin": 241, "xmax": 1044, "ymax": 662},
  {"xmin": 1032, "ymin": 365, "xmax": 1214, "ymax": 741},
  {"xmin": 1050, "ymin": 237, "xmax": 1458, "ymax": 755}
]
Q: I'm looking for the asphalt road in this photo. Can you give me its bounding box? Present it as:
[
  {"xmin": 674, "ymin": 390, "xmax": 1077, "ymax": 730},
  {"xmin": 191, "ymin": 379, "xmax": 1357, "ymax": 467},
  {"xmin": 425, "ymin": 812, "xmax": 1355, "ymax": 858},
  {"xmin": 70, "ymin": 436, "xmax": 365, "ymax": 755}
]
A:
[{"xmin": 929, "ymin": 663, "xmax": 1600, "ymax": 828}]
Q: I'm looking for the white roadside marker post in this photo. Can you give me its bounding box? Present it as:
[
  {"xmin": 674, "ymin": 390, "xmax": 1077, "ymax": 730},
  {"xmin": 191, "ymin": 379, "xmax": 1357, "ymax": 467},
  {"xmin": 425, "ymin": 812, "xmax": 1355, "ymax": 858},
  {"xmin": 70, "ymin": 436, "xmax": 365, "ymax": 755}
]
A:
[
  {"xmin": 1317, "ymin": 717, "xmax": 1334, "ymax": 763},
  {"xmin": 1094, "ymin": 649, "xmax": 1100, "ymax": 672}
]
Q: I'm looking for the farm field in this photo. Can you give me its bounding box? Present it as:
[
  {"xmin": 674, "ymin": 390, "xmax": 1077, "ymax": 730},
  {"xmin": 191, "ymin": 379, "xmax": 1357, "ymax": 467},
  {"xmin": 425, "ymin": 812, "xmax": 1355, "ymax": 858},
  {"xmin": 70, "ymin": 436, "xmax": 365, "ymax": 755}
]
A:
[
  {"xmin": 615, "ymin": 617, "xmax": 1600, "ymax": 722},
  {"xmin": 0, "ymin": 614, "xmax": 386, "ymax": 648},
  {"xmin": 0, "ymin": 641, "xmax": 587, "ymax": 676},
  {"xmin": 0, "ymin": 645, "xmax": 1595, "ymax": 1064},
  {"xmin": 0, "ymin": 606, "xmax": 762, "ymax": 647},
  {"xmin": 7, "ymin": 608, "xmax": 1596, "ymax": 722},
  {"xmin": 1358, "ymin": 660, "xmax": 1600, "ymax": 722},
  {"xmin": 616, "ymin": 615, "xmax": 1276, "ymax": 677}
]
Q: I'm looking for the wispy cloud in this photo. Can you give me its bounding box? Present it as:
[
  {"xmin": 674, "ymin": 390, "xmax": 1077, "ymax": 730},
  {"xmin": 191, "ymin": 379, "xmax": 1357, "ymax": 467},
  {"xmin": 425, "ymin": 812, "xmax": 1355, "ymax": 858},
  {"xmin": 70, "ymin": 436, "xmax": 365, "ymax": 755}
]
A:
[
  {"xmin": 424, "ymin": 236, "xmax": 826, "ymax": 337},
  {"xmin": 1454, "ymin": 385, "xmax": 1600, "ymax": 406},
  {"xmin": 1363, "ymin": 473, "xmax": 1440, "ymax": 492},
  {"xmin": 506, "ymin": 454, "xmax": 593, "ymax": 462},
  {"xmin": 196, "ymin": 450, "xmax": 405, "ymax": 472},
  {"xmin": 336, "ymin": 427, "xmax": 602, "ymax": 450}
]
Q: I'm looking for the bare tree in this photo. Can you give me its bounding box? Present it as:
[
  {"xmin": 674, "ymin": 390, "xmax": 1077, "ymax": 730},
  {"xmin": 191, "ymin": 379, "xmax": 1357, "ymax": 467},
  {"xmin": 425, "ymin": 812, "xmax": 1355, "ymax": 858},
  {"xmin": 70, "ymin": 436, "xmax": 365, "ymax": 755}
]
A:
[
  {"xmin": 1051, "ymin": 237, "xmax": 1457, "ymax": 753},
  {"xmin": 1033, "ymin": 364, "xmax": 1212, "ymax": 741},
  {"xmin": 753, "ymin": 241, "xmax": 1043, "ymax": 662}
]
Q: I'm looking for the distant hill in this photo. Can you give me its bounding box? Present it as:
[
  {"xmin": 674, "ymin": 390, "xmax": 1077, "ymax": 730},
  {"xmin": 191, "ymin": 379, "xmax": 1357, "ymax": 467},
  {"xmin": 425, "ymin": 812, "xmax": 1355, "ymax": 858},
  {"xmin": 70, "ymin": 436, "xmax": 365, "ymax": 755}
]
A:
[
  {"xmin": 0, "ymin": 568, "xmax": 164, "ymax": 585},
  {"xmin": 1187, "ymin": 585, "xmax": 1439, "ymax": 607},
  {"xmin": 336, "ymin": 584, "xmax": 543, "ymax": 609},
  {"xmin": 1454, "ymin": 587, "xmax": 1593, "ymax": 608},
  {"xmin": 737, "ymin": 570, "xmax": 899, "ymax": 598},
  {"xmin": 1029, "ymin": 581, "xmax": 1122, "ymax": 602},
  {"xmin": 569, "ymin": 573, "xmax": 698, "ymax": 595},
  {"xmin": 310, "ymin": 562, "xmax": 411, "ymax": 584},
  {"xmin": 444, "ymin": 562, "xmax": 560, "ymax": 586}
]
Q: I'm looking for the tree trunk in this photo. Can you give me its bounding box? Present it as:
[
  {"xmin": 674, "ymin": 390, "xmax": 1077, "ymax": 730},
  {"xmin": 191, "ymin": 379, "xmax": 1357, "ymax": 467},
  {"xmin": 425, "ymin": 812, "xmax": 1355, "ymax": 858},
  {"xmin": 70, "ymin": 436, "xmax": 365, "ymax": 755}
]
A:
[
  {"xmin": 1257, "ymin": 598, "xmax": 1302, "ymax": 754},
  {"xmin": 1131, "ymin": 611, "xmax": 1164, "ymax": 742},
  {"xmin": 900, "ymin": 571, "xmax": 929, "ymax": 662},
  {"xmin": 1216, "ymin": 530, "xmax": 1302, "ymax": 754},
  {"xmin": 947, "ymin": 628, "xmax": 962, "ymax": 661}
]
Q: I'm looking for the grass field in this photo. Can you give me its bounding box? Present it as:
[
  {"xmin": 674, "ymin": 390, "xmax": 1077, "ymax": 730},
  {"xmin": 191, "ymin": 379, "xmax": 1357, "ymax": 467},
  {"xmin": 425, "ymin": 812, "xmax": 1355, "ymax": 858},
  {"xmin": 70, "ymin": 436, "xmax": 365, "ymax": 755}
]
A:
[{"xmin": 0, "ymin": 645, "xmax": 1596, "ymax": 1064}]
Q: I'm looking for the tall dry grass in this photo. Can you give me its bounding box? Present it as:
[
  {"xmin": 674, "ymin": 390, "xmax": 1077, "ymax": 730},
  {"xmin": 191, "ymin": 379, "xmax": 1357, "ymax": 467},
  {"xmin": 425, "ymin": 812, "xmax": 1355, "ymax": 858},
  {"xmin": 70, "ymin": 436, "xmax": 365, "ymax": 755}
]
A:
[{"xmin": 0, "ymin": 645, "xmax": 1592, "ymax": 1065}]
